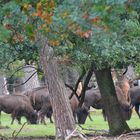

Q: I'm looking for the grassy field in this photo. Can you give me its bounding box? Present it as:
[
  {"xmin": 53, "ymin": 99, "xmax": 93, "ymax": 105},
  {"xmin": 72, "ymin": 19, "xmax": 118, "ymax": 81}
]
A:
[{"xmin": 0, "ymin": 110, "xmax": 140, "ymax": 138}]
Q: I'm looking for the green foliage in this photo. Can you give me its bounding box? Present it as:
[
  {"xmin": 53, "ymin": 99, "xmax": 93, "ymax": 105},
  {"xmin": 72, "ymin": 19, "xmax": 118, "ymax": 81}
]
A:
[
  {"xmin": 0, "ymin": 26, "xmax": 12, "ymax": 42},
  {"xmin": 52, "ymin": 0, "xmax": 140, "ymax": 70},
  {"xmin": 134, "ymin": 63, "xmax": 140, "ymax": 78},
  {"xmin": 0, "ymin": 0, "xmax": 140, "ymax": 73},
  {"xmin": 0, "ymin": 0, "xmax": 40, "ymax": 73}
]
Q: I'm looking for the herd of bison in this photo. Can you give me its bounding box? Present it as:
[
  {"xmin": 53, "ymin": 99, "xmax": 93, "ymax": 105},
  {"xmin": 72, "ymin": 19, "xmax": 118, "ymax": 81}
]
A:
[{"xmin": 0, "ymin": 76, "xmax": 140, "ymax": 126}]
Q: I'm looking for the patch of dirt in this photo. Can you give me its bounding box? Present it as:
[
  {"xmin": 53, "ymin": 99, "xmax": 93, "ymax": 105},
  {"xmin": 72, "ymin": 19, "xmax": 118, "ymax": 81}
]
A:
[
  {"xmin": 1, "ymin": 136, "xmax": 55, "ymax": 140},
  {"xmin": 87, "ymin": 129, "xmax": 140, "ymax": 140},
  {"xmin": 1, "ymin": 135, "xmax": 140, "ymax": 140},
  {"xmin": 1, "ymin": 129, "xmax": 140, "ymax": 140},
  {"xmin": 0, "ymin": 125, "xmax": 10, "ymax": 129}
]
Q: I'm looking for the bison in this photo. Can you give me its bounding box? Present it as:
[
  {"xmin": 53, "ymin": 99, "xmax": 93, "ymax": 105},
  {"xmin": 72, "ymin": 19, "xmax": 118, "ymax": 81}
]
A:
[
  {"xmin": 24, "ymin": 86, "xmax": 53, "ymax": 124},
  {"xmin": 37, "ymin": 95, "xmax": 53, "ymax": 124},
  {"xmin": 25, "ymin": 83, "xmax": 88, "ymax": 124},
  {"xmin": 77, "ymin": 86, "xmax": 132, "ymax": 124},
  {"xmin": 0, "ymin": 94, "xmax": 37, "ymax": 124},
  {"xmin": 128, "ymin": 86, "xmax": 140, "ymax": 118},
  {"xmin": 24, "ymin": 86, "xmax": 49, "ymax": 111}
]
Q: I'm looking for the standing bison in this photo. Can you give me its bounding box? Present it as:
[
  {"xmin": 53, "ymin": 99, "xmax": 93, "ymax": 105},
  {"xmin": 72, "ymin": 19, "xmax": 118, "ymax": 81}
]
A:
[
  {"xmin": 0, "ymin": 94, "xmax": 37, "ymax": 124},
  {"xmin": 128, "ymin": 86, "xmax": 140, "ymax": 118},
  {"xmin": 37, "ymin": 95, "xmax": 53, "ymax": 124}
]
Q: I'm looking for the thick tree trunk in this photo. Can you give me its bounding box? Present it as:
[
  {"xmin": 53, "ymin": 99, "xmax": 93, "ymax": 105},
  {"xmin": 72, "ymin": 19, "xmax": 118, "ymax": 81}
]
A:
[
  {"xmin": 94, "ymin": 68, "xmax": 131, "ymax": 135},
  {"xmin": 40, "ymin": 43, "xmax": 86, "ymax": 140}
]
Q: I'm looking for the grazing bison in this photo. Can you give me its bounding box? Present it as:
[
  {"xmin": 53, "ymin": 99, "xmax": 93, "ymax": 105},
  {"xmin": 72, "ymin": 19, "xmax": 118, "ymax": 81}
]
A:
[
  {"xmin": 77, "ymin": 86, "xmax": 132, "ymax": 124},
  {"xmin": 24, "ymin": 86, "xmax": 49, "ymax": 111},
  {"xmin": 128, "ymin": 86, "xmax": 140, "ymax": 118},
  {"xmin": 24, "ymin": 86, "xmax": 53, "ymax": 124},
  {"xmin": 0, "ymin": 94, "xmax": 37, "ymax": 124},
  {"xmin": 26, "ymin": 83, "xmax": 88, "ymax": 124},
  {"xmin": 68, "ymin": 82, "xmax": 90, "ymax": 124}
]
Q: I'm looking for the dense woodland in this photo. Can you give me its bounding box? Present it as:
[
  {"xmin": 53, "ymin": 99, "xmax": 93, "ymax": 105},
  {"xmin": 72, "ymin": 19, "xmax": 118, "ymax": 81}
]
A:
[{"xmin": 0, "ymin": 0, "xmax": 140, "ymax": 140}]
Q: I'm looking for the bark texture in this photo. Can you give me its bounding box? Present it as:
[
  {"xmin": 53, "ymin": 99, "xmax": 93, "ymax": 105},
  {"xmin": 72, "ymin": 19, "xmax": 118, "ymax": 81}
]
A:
[
  {"xmin": 94, "ymin": 68, "xmax": 131, "ymax": 136},
  {"xmin": 40, "ymin": 43, "xmax": 86, "ymax": 140}
]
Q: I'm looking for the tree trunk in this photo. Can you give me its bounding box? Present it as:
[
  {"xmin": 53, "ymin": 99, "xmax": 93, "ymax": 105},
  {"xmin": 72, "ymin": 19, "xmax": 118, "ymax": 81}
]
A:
[
  {"xmin": 94, "ymin": 68, "xmax": 131, "ymax": 136},
  {"xmin": 39, "ymin": 43, "xmax": 86, "ymax": 140},
  {"xmin": 0, "ymin": 75, "xmax": 9, "ymax": 95}
]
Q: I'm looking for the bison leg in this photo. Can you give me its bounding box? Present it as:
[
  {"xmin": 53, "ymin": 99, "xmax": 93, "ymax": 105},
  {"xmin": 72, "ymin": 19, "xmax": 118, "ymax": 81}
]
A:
[
  {"xmin": 11, "ymin": 114, "xmax": 15, "ymax": 125},
  {"xmin": 17, "ymin": 116, "xmax": 22, "ymax": 124},
  {"xmin": 88, "ymin": 113, "xmax": 93, "ymax": 121},
  {"xmin": 41, "ymin": 115, "xmax": 46, "ymax": 125},
  {"xmin": 11, "ymin": 110, "xmax": 19, "ymax": 124},
  {"xmin": 0, "ymin": 111, "xmax": 1, "ymax": 125},
  {"xmin": 102, "ymin": 109, "xmax": 107, "ymax": 121},
  {"xmin": 50, "ymin": 117, "xmax": 53, "ymax": 123},
  {"xmin": 37, "ymin": 111, "xmax": 46, "ymax": 124},
  {"xmin": 135, "ymin": 104, "xmax": 140, "ymax": 118},
  {"xmin": 73, "ymin": 112, "xmax": 77, "ymax": 123}
]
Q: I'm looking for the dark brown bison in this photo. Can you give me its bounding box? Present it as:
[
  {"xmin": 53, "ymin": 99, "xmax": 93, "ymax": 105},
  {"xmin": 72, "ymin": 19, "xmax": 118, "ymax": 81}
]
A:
[
  {"xmin": 77, "ymin": 86, "xmax": 132, "ymax": 124},
  {"xmin": 24, "ymin": 86, "xmax": 49, "ymax": 111},
  {"xmin": 35, "ymin": 84, "xmax": 87, "ymax": 124},
  {"xmin": 26, "ymin": 83, "xmax": 88, "ymax": 124},
  {"xmin": 24, "ymin": 86, "xmax": 53, "ymax": 124},
  {"xmin": 128, "ymin": 86, "xmax": 140, "ymax": 118},
  {"xmin": 0, "ymin": 94, "xmax": 37, "ymax": 124},
  {"xmin": 37, "ymin": 95, "xmax": 53, "ymax": 124},
  {"xmin": 68, "ymin": 82, "xmax": 90, "ymax": 124}
]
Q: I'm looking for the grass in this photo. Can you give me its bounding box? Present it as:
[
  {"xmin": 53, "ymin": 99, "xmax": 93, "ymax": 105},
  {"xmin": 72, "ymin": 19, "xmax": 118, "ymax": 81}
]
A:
[
  {"xmin": 0, "ymin": 113, "xmax": 55, "ymax": 138},
  {"xmin": 0, "ymin": 110, "xmax": 140, "ymax": 138}
]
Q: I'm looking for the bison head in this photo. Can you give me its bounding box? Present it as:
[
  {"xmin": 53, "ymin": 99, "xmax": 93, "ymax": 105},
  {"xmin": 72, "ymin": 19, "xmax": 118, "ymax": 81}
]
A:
[
  {"xmin": 120, "ymin": 102, "xmax": 132, "ymax": 120},
  {"xmin": 121, "ymin": 107, "xmax": 132, "ymax": 120},
  {"xmin": 76, "ymin": 106, "xmax": 89, "ymax": 124},
  {"xmin": 29, "ymin": 111, "xmax": 38, "ymax": 124}
]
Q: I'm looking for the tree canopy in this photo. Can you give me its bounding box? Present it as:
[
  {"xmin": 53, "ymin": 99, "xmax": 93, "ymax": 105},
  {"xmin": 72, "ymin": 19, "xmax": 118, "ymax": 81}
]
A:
[{"xmin": 0, "ymin": 0, "xmax": 140, "ymax": 73}]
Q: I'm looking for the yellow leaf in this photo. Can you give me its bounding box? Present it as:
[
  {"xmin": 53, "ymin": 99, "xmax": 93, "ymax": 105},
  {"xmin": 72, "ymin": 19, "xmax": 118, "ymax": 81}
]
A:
[{"xmin": 37, "ymin": 2, "xmax": 42, "ymax": 11}]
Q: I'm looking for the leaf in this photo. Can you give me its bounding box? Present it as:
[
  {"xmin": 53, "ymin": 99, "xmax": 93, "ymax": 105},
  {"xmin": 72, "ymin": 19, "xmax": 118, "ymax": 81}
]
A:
[
  {"xmin": 25, "ymin": 24, "xmax": 35, "ymax": 39},
  {"xmin": 0, "ymin": 25, "xmax": 12, "ymax": 42}
]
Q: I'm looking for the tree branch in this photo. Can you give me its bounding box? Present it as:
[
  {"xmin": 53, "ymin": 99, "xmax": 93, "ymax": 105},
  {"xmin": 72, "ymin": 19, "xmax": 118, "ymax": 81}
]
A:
[
  {"xmin": 69, "ymin": 66, "xmax": 86, "ymax": 100},
  {"xmin": 12, "ymin": 71, "xmax": 37, "ymax": 88},
  {"xmin": 65, "ymin": 83, "xmax": 74, "ymax": 92},
  {"xmin": 79, "ymin": 62, "xmax": 94, "ymax": 107}
]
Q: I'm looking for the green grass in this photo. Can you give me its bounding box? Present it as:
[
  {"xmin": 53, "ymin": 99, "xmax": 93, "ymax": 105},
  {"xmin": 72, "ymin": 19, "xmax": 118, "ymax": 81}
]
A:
[
  {"xmin": 0, "ymin": 113, "xmax": 55, "ymax": 138},
  {"xmin": 81, "ymin": 110, "xmax": 140, "ymax": 133},
  {"xmin": 0, "ymin": 110, "xmax": 140, "ymax": 138}
]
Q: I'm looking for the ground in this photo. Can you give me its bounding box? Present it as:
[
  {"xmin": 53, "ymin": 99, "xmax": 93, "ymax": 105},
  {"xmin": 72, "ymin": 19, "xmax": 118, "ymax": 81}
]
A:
[
  {"xmin": 2, "ymin": 130, "xmax": 140, "ymax": 140},
  {"xmin": 1, "ymin": 111, "xmax": 140, "ymax": 140}
]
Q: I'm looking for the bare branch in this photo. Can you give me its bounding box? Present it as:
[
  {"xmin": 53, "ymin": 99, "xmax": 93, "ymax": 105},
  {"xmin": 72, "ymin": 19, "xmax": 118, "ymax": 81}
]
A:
[
  {"xmin": 12, "ymin": 122, "xmax": 27, "ymax": 139},
  {"xmin": 79, "ymin": 62, "xmax": 94, "ymax": 107},
  {"xmin": 0, "ymin": 65, "xmax": 39, "ymax": 90},
  {"xmin": 65, "ymin": 83, "xmax": 74, "ymax": 92},
  {"xmin": 12, "ymin": 71, "xmax": 37, "ymax": 88},
  {"xmin": 122, "ymin": 67, "xmax": 128, "ymax": 75},
  {"xmin": 69, "ymin": 66, "xmax": 86, "ymax": 100}
]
